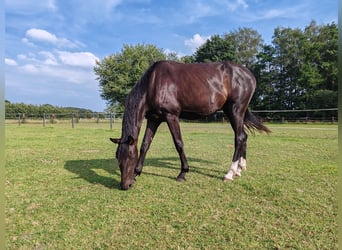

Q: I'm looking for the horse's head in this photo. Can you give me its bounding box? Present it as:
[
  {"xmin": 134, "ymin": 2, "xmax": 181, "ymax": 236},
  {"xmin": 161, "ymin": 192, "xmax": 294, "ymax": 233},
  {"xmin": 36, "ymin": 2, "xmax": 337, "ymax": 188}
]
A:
[{"xmin": 110, "ymin": 136, "xmax": 138, "ymax": 190}]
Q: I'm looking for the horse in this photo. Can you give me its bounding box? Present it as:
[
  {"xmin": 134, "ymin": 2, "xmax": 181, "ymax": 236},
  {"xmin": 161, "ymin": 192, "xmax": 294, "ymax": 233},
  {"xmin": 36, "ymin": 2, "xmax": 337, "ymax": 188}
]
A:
[{"xmin": 110, "ymin": 60, "xmax": 270, "ymax": 190}]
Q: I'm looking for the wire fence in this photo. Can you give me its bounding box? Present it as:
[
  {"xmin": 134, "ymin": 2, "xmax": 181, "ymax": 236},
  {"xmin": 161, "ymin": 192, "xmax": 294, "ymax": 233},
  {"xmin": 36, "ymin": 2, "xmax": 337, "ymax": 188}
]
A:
[{"xmin": 5, "ymin": 108, "xmax": 338, "ymax": 128}]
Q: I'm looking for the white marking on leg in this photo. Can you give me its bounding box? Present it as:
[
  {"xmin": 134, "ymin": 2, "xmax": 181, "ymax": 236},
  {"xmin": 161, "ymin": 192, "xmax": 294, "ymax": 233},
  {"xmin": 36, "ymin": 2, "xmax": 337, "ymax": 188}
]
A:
[
  {"xmin": 224, "ymin": 160, "xmax": 239, "ymax": 181},
  {"xmin": 235, "ymin": 157, "xmax": 246, "ymax": 177},
  {"xmin": 239, "ymin": 157, "xmax": 246, "ymax": 171},
  {"xmin": 235, "ymin": 167, "xmax": 242, "ymax": 177}
]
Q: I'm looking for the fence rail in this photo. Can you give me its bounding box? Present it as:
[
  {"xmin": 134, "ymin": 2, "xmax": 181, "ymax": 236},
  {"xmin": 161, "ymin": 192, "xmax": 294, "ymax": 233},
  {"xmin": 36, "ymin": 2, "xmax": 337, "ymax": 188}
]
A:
[{"xmin": 5, "ymin": 108, "xmax": 338, "ymax": 128}]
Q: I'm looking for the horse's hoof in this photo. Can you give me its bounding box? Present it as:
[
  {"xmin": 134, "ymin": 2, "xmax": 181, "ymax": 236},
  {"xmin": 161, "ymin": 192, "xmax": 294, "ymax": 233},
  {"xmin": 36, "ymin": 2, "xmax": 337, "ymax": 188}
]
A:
[
  {"xmin": 223, "ymin": 177, "xmax": 233, "ymax": 182},
  {"xmin": 176, "ymin": 177, "xmax": 186, "ymax": 182}
]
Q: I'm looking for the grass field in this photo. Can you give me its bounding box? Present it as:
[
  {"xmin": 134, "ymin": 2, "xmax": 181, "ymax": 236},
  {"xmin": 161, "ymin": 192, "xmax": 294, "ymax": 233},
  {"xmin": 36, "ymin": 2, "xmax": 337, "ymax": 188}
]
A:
[{"xmin": 5, "ymin": 122, "xmax": 338, "ymax": 249}]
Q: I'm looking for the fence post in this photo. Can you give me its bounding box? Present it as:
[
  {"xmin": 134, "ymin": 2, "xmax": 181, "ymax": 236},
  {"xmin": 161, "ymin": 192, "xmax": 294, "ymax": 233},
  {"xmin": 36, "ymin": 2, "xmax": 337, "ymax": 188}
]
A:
[
  {"xmin": 110, "ymin": 113, "xmax": 113, "ymax": 130},
  {"xmin": 43, "ymin": 113, "xmax": 46, "ymax": 127},
  {"xmin": 18, "ymin": 113, "xmax": 21, "ymax": 126},
  {"xmin": 72, "ymin": 113, "xmax": 75, "ymax": 128}
]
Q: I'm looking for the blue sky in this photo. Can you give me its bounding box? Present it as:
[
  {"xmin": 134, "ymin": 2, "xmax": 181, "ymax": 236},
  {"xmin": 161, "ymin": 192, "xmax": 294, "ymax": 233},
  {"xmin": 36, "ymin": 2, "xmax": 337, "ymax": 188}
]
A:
[{"xmin": 5, "ymin": 0, "xmax": 337, "ymax": 112}]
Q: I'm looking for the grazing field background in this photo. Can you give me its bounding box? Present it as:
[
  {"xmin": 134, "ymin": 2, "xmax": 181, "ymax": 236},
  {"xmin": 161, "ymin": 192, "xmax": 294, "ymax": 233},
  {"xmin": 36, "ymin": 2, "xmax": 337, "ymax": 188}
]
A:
[{"xmin": 5, "ymin": 122, "xmax": 338, "ymax": 249}]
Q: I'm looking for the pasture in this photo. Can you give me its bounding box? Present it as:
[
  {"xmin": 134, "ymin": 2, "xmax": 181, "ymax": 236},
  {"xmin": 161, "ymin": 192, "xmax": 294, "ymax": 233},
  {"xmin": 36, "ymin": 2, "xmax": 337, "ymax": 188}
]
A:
[{"xmin": 5, "ymin": 122, "xmax": 338, "ymax": 249}]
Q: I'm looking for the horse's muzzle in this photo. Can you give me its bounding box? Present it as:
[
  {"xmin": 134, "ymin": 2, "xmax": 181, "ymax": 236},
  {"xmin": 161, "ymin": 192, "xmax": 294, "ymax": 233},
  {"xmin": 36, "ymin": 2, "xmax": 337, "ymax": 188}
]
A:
[
  {"xmin": 120, "ymin": 182, "xmax": 132, "ymax": 190},
  {"xmin": 120, "ymin": 178, "xmax": 135, "ymax": 190}
]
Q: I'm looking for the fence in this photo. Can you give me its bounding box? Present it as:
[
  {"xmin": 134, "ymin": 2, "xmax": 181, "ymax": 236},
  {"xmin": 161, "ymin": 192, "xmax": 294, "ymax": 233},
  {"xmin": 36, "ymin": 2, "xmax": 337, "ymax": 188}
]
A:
[
  {"xmin": 5, "ymin": 112, "xmax": 122, "ymax": 129},
  {"xmin": 5, "ymin": 108, "xmax": 338, "ymax": 128},
  {"xmin": 252, "ymin": 108, "xmax": 338, "ymax": 123}
]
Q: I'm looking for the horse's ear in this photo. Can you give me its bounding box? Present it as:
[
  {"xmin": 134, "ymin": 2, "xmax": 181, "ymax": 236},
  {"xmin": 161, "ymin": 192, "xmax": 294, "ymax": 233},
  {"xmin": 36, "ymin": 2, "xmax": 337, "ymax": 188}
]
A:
[
  {"xmin": 127, "ymin": 135, "xmax": 135, "ymax": 145},
  {"xmin": 110, "ymin": 138, "xmax": 121, "ymax": 144}
]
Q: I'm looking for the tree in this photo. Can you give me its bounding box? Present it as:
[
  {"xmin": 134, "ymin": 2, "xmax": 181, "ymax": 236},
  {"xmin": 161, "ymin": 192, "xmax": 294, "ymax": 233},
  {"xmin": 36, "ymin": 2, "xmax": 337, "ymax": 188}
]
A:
[
  {"xmin": 193, "ymin": 35, "xmax": 236, "ymax": 63},
  {"xmin": 271, "ymin": 26, "xmax": 308, "ymax": 109},
  {"xmin": 94, "ymin": 44, "xmax": 166, "ymax": 111},
  {"xmin": 302, "ymin": 21, "xmax": 337, "ymax": 109},
  {"xmin": 250, "ymin": 21, "xmax": 337, "ymax": 112},
  {"xmin": 250, "ymin": 45, "xmax": 277, "ymax": 110},
  {"xmin": 308, "ymin": 22, "xmax": 337, "ymax": 109},
  {"xmin": 180, "ymin": 55, "xmax": 195, "ymax": 64},
  {"xmin": 224, "ymin": 27, "xmax": 263, "ymax": 68}
]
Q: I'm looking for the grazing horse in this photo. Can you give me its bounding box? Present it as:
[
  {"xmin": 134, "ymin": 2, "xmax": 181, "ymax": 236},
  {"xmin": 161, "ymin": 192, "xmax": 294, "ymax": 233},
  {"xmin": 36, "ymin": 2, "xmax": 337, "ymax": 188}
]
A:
[{"xmin": 110, "ymin": 60, "xmax": 270, "ymax": 190}]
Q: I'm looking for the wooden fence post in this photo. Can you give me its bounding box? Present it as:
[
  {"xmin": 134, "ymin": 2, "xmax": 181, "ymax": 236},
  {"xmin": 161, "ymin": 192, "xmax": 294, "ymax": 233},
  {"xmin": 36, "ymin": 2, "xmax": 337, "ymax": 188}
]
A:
[
  {"xmin": 110, "ymin": 113, "xmax": 113, "ymax": 130},
  {"xmin": 72, "ymin": 113, "xmax": 75, "ymax": 128},
  {"xmin": 43, "ymin": 113, "xmax": 46, "ymax": 127}
]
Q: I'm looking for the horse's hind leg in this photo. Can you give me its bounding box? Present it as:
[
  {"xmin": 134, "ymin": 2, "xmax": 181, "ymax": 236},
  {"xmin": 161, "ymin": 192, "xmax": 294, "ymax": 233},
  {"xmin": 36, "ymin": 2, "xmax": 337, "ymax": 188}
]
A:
[
  {"xmin": 165, "ymin": 113, "xmax": 189, "ymax": 182},
  {"xmin": 223, "ymin": 102, "xmax": 248, "ymax": 181}
]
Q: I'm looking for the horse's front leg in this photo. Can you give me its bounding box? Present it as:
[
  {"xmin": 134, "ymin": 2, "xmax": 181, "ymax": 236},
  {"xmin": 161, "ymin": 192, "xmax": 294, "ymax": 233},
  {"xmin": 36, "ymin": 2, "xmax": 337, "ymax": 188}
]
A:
[
  {"xmin": 165, "ymin": 113, "xmax": 189, "ymax": 182},
  {"xmin": 135, "ymin": 119, "xmax": 161, "ymax": 177}
]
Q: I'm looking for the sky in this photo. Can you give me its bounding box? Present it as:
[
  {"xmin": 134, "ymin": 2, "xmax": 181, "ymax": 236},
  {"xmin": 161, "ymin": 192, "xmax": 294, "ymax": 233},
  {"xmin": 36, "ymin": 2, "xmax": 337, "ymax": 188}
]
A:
[{"xmin": 5, "ymin": 0, "xmax": 337, "ymax": 112}]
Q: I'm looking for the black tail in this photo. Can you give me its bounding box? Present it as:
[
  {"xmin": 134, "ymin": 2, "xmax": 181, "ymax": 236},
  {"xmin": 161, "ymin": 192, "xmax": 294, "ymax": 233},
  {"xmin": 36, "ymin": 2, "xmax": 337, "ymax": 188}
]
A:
[{"xmin": 244, "ymin": 109, "xmax": 271, "ymax": 134}]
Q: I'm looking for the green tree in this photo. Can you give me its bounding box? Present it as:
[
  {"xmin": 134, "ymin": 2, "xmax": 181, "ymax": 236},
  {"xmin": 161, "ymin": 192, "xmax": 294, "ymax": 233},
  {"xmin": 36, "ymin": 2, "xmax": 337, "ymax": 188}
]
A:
[
  {"xmin": 271, "ymin": 26, "xmax": 307, "ymax": 109},
  {"xmin": 251, "ymin": 21, "xmax": 337, "ymax": 111},
  {"xmin": 302, "ymin": 21, "xmax": 337, "ymax": 109},
  {"xmin": 224, "ymin": 27, "xmax": 263, "ymax": 68},
  {"xmin": 315, "ymin": 22, "xmax": 338, "ymax": 91},
  {"xmin": 250, "ymin": 45, "xmax": 277, "ymax": 110},
  {"xmin": 180, "ymin": 55, "xmax": 195, "ymax": 63},
  {"xmin": 193, "ymin": 35, "xmax": 236, "ymax": 63},
  {"xmin": 94, "ymin": 44, "xmax": 166, "ymax": 111}
]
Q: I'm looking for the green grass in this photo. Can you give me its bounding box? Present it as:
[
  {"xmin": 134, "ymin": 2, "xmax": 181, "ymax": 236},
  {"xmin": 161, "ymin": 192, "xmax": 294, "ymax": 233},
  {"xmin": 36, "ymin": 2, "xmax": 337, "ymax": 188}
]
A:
[{"xmin": 5, "ymin": 122, "xmax": 338, "ymax": 249}]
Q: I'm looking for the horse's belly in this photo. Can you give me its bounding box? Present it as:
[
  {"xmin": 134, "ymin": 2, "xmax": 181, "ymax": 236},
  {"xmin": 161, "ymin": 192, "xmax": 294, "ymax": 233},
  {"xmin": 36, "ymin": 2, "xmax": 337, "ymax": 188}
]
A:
[{"xmin": 180, "ymin": 91, "xmax": 227, "ymax": 115}]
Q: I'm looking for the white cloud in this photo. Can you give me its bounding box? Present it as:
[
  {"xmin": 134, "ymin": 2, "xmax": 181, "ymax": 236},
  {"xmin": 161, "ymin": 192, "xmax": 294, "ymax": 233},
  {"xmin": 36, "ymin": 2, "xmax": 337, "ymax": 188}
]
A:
[
  {"xmin": 24, "ymin": 28, "xmax": 82, "ymax": 49},
  {"xmin": 241, "ymin": 4, "xmax": 308, "ymax": 22},
  {"xmin": 58, "ymin": 51, "xmax": 99, "ymax": 68},
  {"xmin": 26, "ymin": 29, "xmax": 58, "ymax": 43},
  {"xmin": 22, "ymin": 38, "xmax": 35, "ymax": 47},
  {"xmin": 189, "ymin": 2, "xmax": 215, "ymax": 22},
  {"xmin": 104, "ymin": 0, "xmax": 123, "ymax": 9},
  {"xmin": 17, "ymin": 53, "xmax": 34, "ymax": 61},
  {"xmin": 18, "ymin": 59, "xmax": 96, "ymax": 84},
  {"xmin": 72, "ymin": 0, "xmax": 123, "ymax": 23},
  {"xmin": 227, "ymin": 0, "xmax": 248, "ymax": 11},
  {"xmin": 39, "ymin": 51, "xmax": 59, "ymax": 66},
  {"xmin": 263, "ymin": 9, "xmax": 287, "ymax": 19},
  {"xmin": 5, "ymin": 58, "xmax": 18, "ymax": 66},
  {"xmin": 14, "ymin": 50, "xmax": 100, "ymax": 85},
  {"xmin": 21, "ymin": 64, "xmax": 39, "ymax": 74},
  {"xmin": 262, "ymin": 6, "xmax": 306, "ymax": 20},
  {"xmin": 5, "ymin": 0, "xmax": 57, "ymax": 13},
  {"xmin": 184, "ymin": 34, "xmax": 210, "ymax": 52}
]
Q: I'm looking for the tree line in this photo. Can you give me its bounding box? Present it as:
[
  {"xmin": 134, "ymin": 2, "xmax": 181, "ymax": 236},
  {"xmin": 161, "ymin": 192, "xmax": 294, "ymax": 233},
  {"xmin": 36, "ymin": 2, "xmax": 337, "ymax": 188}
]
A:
[
  {"xmin": 94, "ymin": 21, "xmax": 337, "ymax": 114},
  {"xmin": 5, "ymin": 100, "xmax": 95, "ymax": 119}
]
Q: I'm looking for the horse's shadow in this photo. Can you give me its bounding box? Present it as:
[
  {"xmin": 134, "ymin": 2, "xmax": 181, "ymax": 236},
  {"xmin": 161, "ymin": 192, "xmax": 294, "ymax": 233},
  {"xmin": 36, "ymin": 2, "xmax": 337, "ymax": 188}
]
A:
[
  {"xmin": 64, "ymin": 158, "xmax": 120, "ymax": 189},
  {"xmin": 144, "ymin": 157, "xmax": 222, "ymax": 180},
  {"xmin": 64, "ymin": 157, "xmax": 221, "ymax": 189}
]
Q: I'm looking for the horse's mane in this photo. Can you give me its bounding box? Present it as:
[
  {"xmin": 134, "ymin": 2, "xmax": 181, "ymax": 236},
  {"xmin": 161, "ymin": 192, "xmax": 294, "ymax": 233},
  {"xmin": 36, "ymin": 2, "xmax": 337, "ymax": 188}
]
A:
[{"xmin": 121, "ymin": 62, "xmax": 157, "ymax": 140}]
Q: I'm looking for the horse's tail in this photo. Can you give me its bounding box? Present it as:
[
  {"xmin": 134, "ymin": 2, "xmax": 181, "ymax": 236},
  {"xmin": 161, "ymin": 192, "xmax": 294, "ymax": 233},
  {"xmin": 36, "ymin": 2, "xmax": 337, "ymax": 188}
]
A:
[{"xmin": 244, "ymin": 109, "xmax": 271, "ymax": 134}]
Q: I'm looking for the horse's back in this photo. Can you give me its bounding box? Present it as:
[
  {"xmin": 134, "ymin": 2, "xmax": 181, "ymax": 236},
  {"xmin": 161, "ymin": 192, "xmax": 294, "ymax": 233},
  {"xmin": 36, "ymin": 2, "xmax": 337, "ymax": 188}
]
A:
[{"xmin": 145, "ymin": 61, "xmax": 255, "ymax": 116}]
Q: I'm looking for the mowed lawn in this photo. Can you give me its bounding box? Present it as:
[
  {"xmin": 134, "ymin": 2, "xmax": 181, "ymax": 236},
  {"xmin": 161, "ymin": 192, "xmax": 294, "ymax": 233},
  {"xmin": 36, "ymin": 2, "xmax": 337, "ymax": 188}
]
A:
[{"xmin": 5, "ymin": 121, "xmax": 338, "ymax": 249}]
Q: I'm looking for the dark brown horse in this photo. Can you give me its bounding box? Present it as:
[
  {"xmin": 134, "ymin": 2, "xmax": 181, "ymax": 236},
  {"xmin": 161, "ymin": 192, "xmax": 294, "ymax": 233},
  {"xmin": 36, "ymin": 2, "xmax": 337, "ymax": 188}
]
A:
[{"xmin": 110, "ymin": 60, "xmax": 270, "ymax": 190}]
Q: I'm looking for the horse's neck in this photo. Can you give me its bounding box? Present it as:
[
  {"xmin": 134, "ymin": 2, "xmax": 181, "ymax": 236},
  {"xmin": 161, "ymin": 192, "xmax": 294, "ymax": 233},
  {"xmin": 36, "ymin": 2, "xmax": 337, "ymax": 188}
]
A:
[{"xmin": 122, "ymin": 90, "xmax": 146, "ymax": 141}]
